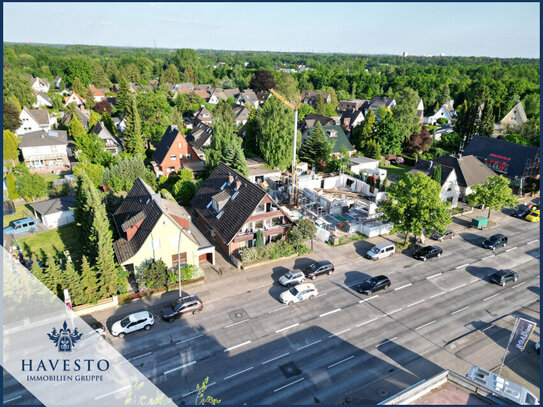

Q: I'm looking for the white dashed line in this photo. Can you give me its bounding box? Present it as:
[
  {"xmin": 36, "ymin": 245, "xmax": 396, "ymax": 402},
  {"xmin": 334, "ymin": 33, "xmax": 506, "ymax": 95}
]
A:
[
  {"xmin": 131, "ymin": 351, "xmax": 152, "ymax": 360},
  {"xmin": 356, "ymin": 317, "xmax": 378, "ymax": 327},
  {"xmin": 505, "ymin": 247, "xmax": 518, "ymax": 252},
  {"xmin": 273, "ymin": 378, "xmax": 305, "ymax": 393},
  {"xmin": 429, "ymin": 291, "xmax": 445, "ymax": 299},
  {"xmin": 512, "ymin": 282, "xmax": 526, "ymax": 289},
  {"xmin": 426, "ymin": 273, "xmax": 442, "ymax": 279},
  {"xmin": 483, "ymin": 293, "xmax": 499, "ymax": 302},
  {"xmin": 94, "ymin": 385, "xmax": 132, "ymax": 400},
  {"xmin": 387, "ymin": 308, "xmax": 403, "ymax": 315},
  {"xmin": 376, "ymin": 337, "xmax": 397, "ymax": 347},
  {"xmin": 296, "ymin": 339, "xmax": 322, "ymax": 351},
  {"xmin": 262, "ymin": 352, "xmax": 290, "ymax": 365},
  {"xmin": 470, "ymin": 279, "xmax": 479, "ymax": 284},
  {"xmin": 224, "ymin": 320, "xmax": 249, "ymax": 329},
  {"xmin": 415, "ymin": 320, "xmax": 437, "ymax": 330},
  {"xmin": 482, "ymin": 325, "xmax": 493, "ymax": 332},
  {"xmin": 328, "ymin": 355, "xmax": 355, "ymax": 369},
  {"xmin": 275, "ymin": 323, "xmax": 299, "ymax": 333},
  {"xmin": 456, "ymin": 263, "xmax": 469, "ymax": 269},
  {"xmin": 328, "ymin": 328, "xmax": 351, "ymax": 338},
  {"xmin": 394, "ymin": 283, "xmax": 412, "ymax": 291},
  {"xmin": 158, "ymin": 341, "xmax": 170, "ymax": 347},
  {"xmin": 224, "ymin": 341, "xmax": 251, "ymax": 352},
  {"xmin": 451, "ymin": 306, "xmax": 470, "ymax": 315},
  {"xmin": 448, "ymin": 283, "xmax": 466, "ymax": 292},
  {"xmin": 176, "ymin": 333, "xmax": 204, "ymax": 344},
  {"xmin": 481, "ymin": 255, "xmax": 494, "ymax": 260},
  {"xmin": 359, "ymin": 295, "xmax": 379, "ymax": 303},
  {"xmin": 527, "ymin": 239, "xmax": 539, "ymax": 245},
  {"xmin": 319, "ymin": 308, "xmax": 341, "ymax": 318},
  {"xmin": 163, "ymin": 360, "xmax": 196, "ymax": 375},
  {"xmin": 3, "ymin": 396, "xmax": 22, "ymax": 403},
  {"xmin": 268, "ymin": 306, "xmax": 288, "ymax": 314},
  {"xmin": 318, "ymin": 292, "xmax": 328, "ymax": 297},
  {"xmin": 407, "ymin": 299, "xmax": 426, "ymax": 308},
  {"xmin": 224, "ymin": 366, "xmax": 254, "ymax": 380}
]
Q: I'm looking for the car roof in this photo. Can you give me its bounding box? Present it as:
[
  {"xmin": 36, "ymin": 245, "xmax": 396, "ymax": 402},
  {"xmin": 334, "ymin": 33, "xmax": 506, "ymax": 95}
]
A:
[
  {"xmin": 297, "ymin": 283, "xmax": 316, "ymax": 290},
  {"xmin": 497, "ymin": 269, "xmax": 513, "ymax": 275},
  {"xmin": 316, "ymin": 260, "xmax": 332, "ymax": 266},
  {"xmin": 490, "ymin": 234, "xmax": 505, "ymax": 239},
  {"xmin": 374, "ymin": 275, "xmax": 389, "ymax": 281},
  {"xmin": 13, "ymin": 218, "xmax": 34, "ymax": 225},
  {"xmin": 129, "ymin": 311, "xmax": 150, "ymax": 320},
  {"xmin": 373, "ymin": 243, "xmax": 394, "ymax": 249}
]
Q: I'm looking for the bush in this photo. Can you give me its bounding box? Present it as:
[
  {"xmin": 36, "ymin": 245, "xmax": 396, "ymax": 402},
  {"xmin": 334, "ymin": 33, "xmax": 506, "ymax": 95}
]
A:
[
  {"xmin": 240, "ymin": 240, "xmax": 297, "ymax": 263},
  {"xmin": 436, "ymin": 118, "xmax": 448, "ymax": 126}
]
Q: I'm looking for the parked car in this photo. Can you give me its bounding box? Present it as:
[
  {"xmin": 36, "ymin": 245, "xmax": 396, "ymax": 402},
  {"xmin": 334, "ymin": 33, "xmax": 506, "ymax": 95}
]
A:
[
  {"xmin": 90, "ymin": 322, "xmax": 106, "ymax": 336},
  {"xmin": 280, "ymin": 283, "xmax": 318, "ymax": 305},
  {"xmin": 430, "ymin": 230, "xmax": 455, "ymax": 241},
  {"xmin": 160, "ymin": 296, "xmax": 203, "ymax": 321},
  {"xmin": 525, "ymin": 209, "xmax": 540, "ymax": 223},
  {"xmin": 79, "ymin": 322, "xmax": 106, "ymax": 347},
  {"xmin": 279, "ymin": 270, "xmax": 305, "ymax": 286},
  {"xmin": 512, "ymin": 205, "xmax": 532, "ymax": 219},
  {"xmin": 365, "ymin": 243, "xmax": 395, "ymax": 261},
  {"xmin": 302, "ymin": 261, "xmax": 334, "ymax": 280},
  {"xmin": 413, "ymin": 245, "xmax": 443, "ymax": 261},
  {"xmin": 357, "ymin": 275, "xmax": 391, "ymax": 294},
  {"xmin": 482, "ymin": 234, "xmax": 508, "ymax": 250},
  {"xmin": 111, "ymin": 311, "xmax": 154, "ymax": 338},
  {"xmin": 3, "ymin": 218, "xmax": 38, "ymax": 235},
  {"xmin": 489, "ymin": 269, "xmax": 518, "ymax": 286}
]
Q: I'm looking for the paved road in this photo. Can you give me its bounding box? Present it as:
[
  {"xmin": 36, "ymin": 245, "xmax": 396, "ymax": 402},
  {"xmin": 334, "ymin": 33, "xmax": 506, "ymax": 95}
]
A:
[{"xmin": 4, "ymin": 214, "xmax": 539, "ymax": 404}]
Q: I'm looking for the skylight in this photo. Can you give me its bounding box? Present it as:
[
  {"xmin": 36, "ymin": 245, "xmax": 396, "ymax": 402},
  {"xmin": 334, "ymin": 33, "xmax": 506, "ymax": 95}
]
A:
[
  {"xmin": 216, "ymin": 210, "xmax": 224, "ymax": 219},
  {"xmin": 206, "ymin": 200, "xmax": 213, "ymax": 208},
  {"xmin": 220, "ymin": 182, "xmax": 227, "ymax": 190}
]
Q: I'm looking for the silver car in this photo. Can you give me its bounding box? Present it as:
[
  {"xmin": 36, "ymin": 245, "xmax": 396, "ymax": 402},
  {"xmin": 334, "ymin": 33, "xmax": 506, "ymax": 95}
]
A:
[{"xmin": 279, "ymin": 270, "xmax": 305, "ymax": 286}]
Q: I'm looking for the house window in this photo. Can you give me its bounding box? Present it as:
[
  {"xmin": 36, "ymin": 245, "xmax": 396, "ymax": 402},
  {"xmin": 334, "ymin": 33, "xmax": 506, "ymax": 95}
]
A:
[
  {"xmin": 167, "ymin": 167, "xmax": 175, "ymax": 173},
  {"xmin": 172, "ymin": 252, "xmax": 187, "ymax": 266},
  {"xmin": 178, "ymin": 142, "xmax": 182, "ymax": 148},
  {"xmin": 170, "ymin": 154, "xmax": 176, "ymax": 161},
  {"xmin": 179, "ymin": 154, "xmax": 184, "ymax": 160},
  {"xmin": 186, "ymin": 153, "xmax": 191, "ymax": 159},
  {"xmin": 149, "ymin": 239, "xmax": 161, "ymax": 250},
  {"xmin": 255, "ymin": 203, "xmax": 266, "ymax": 214}
]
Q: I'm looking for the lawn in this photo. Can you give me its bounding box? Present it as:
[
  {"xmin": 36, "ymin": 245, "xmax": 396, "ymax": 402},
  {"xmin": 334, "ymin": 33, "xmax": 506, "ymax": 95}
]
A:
[
  {"xmin": 379, "ymin": 163, "xmax": 412, "ymax": 180},
  {"xmin": 3, "ymin": 204, "xmax": 34, "ymax": 228},
  {"xmin": 18, "ymin": 224, "xmax": 82, "ymax": 262}
]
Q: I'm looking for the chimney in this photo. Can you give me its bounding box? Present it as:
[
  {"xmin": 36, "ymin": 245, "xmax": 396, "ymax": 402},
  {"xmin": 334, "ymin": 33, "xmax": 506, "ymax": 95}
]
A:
[
  {"xmin": 228, "ymin": 175, "xmax": 234, "ymax": 184},
  {"xmin": 235, "ymin": 180, "xmax": 242, "ymax": 190}
]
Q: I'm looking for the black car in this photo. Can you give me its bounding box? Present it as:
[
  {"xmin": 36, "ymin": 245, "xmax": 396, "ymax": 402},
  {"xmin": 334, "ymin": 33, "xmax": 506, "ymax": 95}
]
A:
[
  {"xmin": 489, "ymin": 269, "xmax": 518, "ymax": 286},
  {"xmin": 160, "ymin": 296, "xmax": 203, "ymax": 321},
  {"xmin": 413, "ymin": 245, "xmax": 443, "ymax": 261},
  {"xmin": 512, "ymin": 206, "xmax": 531, "ymax": 219},
  {"xmin": 302, "ymin": 260, "xmax": 334, "ymax": 280},
  {"xmin": 430, "ymin": 230, "xmax": 455, "ymax": 241},
  {"xmin": 358, "ymin": 275, "xmax": 391, "ymax": 294},
  {"xmin": 482, "ymin": 234, "xmax": 508, "ymax": 250}
]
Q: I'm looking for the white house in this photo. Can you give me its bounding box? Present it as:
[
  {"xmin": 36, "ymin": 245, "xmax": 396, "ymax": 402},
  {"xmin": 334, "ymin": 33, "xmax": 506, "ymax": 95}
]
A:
[
  {"xmin": 19, "ymin": 130, "xmax": 71, "ymax": 174},
  {"xmin": 426, "ymin": 100, "xmax": 456, "ymax": 125},
  {"xmin": 28, "ymin": 76, "xmax": 50, "ymax": 93},
  {"xmin": 63, "ymin": 91, "xmax": 86, "ymax": 107},
  {"xmin": 29, "ymin": 195, "xmax": 75, "ymax": 229},
  {"xmin": 32, "ymin": 92, "xmax": 53, "ymax": 108},
  {"xmin": 498, "ymin": 102, "xmax": 527, "ymax": 131},
  {"xmin": 112, "ymin": 117, "xmax": 127, "ymax": 134},
  {"xmin": 410, "ymin": 159, "xmax": 460, "ymax": 207},
  {"xmin": 16, "ymin": 107, "xmax": 51, "ymax": 136},
  {"xmin": 89, "ymin": 122, "xmax": 122, "ymax": 155},
  {"xmin": 348, "ymin": 156, "xmax": 387, "ymax": 180}
]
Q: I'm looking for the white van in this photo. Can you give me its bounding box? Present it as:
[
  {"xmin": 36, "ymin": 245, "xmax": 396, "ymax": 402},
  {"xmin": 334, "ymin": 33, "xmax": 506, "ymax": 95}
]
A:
[{"xmin": 365, "ymin": 242, "xmax": 395, "ymax": 261}]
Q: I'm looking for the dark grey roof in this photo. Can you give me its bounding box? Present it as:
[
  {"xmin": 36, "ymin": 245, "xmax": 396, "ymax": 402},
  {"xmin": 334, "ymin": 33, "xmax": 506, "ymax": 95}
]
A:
[
  {"xmin": 89, "ymin": 121, "xmax": 122, "ymax": 146},
  {"xmin": 433, "ymin": 155, "xmax": 497, "ymax": 187},
  {"xmin": 19, "ymin": 130, "xmax": 68, "ymax": 148},
  {"xmin": 369, "ymin": 97, "xmax": 395, "ymax": 108},
  {"xmin": 463, "ymin": 136, "xmax": 540, "ymax": 179},
  {"xmin": 37, "ymin": 92, "xmax": 53, "ymax": 104},
  {"xmin": 29, "ymin": 195, "xmax": 75, "ymax": 216},
  {"xmin": 302, "ymin": 113, "xmax": 335, "ymax": 129},
  {"xmin": 194, "ymin": 106, "xmax": 213, "ymax": 122},
  {"xmin": 61, "ymin": 109, "xmax": 90, "ymax": 128},
  {"xmin": 340, "ymin": 109, "xmax": 364, "ymax": 125},
  {"xmin": 152, "ymin": 125, "xmax": 182, "ymax": 164},
  {"xmin": 410, "ymin": 159, "xmax": 454, "ymax": 186},
  {"xmin": 190, "ymin": 162, "xmax": 268, "ymax": 245},
  {"xmin": 24, "ymin": 107, "xmax": 50, "ymax": 126},
  {"xmin": 186, "ymin": 121, "xmax": 212, "ymax": 149}
]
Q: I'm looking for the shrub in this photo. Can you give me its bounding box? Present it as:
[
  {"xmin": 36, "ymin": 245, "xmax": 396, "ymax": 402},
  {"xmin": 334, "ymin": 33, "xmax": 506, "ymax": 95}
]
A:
[{"xmin": 436, "ymin": 118, "xmax": 448, "ymax": 126}]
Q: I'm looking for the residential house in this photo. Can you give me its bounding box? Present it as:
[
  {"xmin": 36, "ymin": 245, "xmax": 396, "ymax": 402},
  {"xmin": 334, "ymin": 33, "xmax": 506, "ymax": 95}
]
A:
[
  {"xmin": 338, "ymin": 99, "xmax": 367, "ymax": 113},
  {"xmin": 300, "ymin": 113, "xmax": 335, "ymax": 132},
  {"xmin": 348, "ymin": 156, "xmax": 386, "ymax": 180},
  {"xmin": 232, "ymin": 104, "xmax": 250, "ymax": 126},
  {"xmin": 224, "ymin": 88, "xmax": 241, "ymax": 101},
  {"xmin": 89, "ymin": 85, "xmax": 106, "ymax": 102},
  {"xmin": 186, "ymin": 121, "xmax": 213, "ymax": 161},
  {"xmin": 416, "ymin": 98, "xmax": 424, "ymax": 124},
  {"xmin": 112, "ymin": 117, "xmax": 126, "ymax": 134},
  {"xmin": 33, "ymin": 92, "xmax": 53, "ymax": 109},
  {"xmin": 111, "ymin": 83, "xmax": 120, "ymax": 93},
  {"xmin": 240, "ymin": 89, "xmax": 259, "ymax": 109},
  {"xmin": 410, "ymin": 159, "xmax": 460, "ymax": 207},
  {"xmin": 63, "ymin": 91, "xmax": 86, "ymax": 108},
  {"xmin": 26, "ymin": 76, "xmax": 50, "ymax": 93},
  {"xmin": 366, "ymin": 97, "xmax": 396, "ymax": 116},
  {"xmin": 29, "ymin": 195, "xmax": 75, "ymax": 229},
  {"xmin": 18, "ymin": 130, "xmax": 70, "ymax": 174},
  {"xmin": 246, "ymin": 157, "xmax": 283, "ymax": 186},
  {"xmin": 433, "ymin": 154, "xmax": 497, "ymax": 199},
  {"xmin": 53, "ymin": 76, "xmax": 62, "ymax": 88},
  {"xmin": 498, "ymin": 102, "xmax": 527, "ymax": 132},
  {"xmin": 16, "ymin": 107, "xmax": 51, "ymax": 136},
  {"xmin": 300, "ymin": 90, "xmax": 331, "ymax": 106},
  {"xmin": 89, "ymin": 121, "xmax": 122, "ymax": 155},
  {"xmin": 301, "ymin": 125, "xmax": 356, "ymax": 157},
  {"xmin": 191, "ymin": 163, "xmax": 295, "ymax": 257},
  {"xmin": 207, "ymin": 88, "xmax": 227, "ymax": 104},
  {"xmin": 151, "ymin": 125, "xmax": 201, "ymax": 176},
  {"xmin": 193, "ymin": 106, "xmax": 213, "ymax": 125},
  {"xmin": 426, "ymin": 100, "xmax": 456, "ymax": 125},
  {"xmin": 113, "ymin": 178, "xmax": 215, "ymax": 278},
  {"xmin": 60, "ymin": 108, "xmax": 90, "ymax": 130},
  {"xmin": 462, "ymin": 136, "xmax": 540, "ymax": 184},
  {"xmin": 256, "ymin": 91, "xmax": 270, "ymax": 105},
  {"xmin": 340, "ymin": 110, "xmax": 364, "ymax": 134}
]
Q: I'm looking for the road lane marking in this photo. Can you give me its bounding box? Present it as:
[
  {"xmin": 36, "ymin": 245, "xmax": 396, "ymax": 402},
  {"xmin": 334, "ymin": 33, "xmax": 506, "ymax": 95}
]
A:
[
  {"xmin": 407, "ymin": 300, "xmax": 425, "ymax": 308},
  {"xmin": 262, "ymin": 352, "xmax": 290, "ymax": 365},
  {"xmin": 394, "ymin": 283, "xmax": 412, "ymax": 291},
  {"xmin": 456, "ymin": 263, "xmax": 469, "ymax": 269},
  {"xmin": 387, "ymin": 308, "xmax": 403, "ymax": 315},
  {"xmin": 224, "ymin": 366, "xmax": 254, "ymax": 380},
  {"xmin": 512, "ymin": 282, "xmax": 526, "ymax": 289},
  {"xmin": 163, "ymin": 360, "xmax": 196, "ymax": 375},
  {"xmin": 451, "ymin": 306, "xmax": 470, "ymax": 315},
  {"xmin": 268, "ymin": 306, "xmax": 288, "ymax": 314},
  {"xmin": 448, "ymin": 283, "xmax": 466, "ymax": 292},
  {"xmin": 296, "ymin": 339, "xmax": 322, "ymax": 351},
  {"xmin": 224, "ymin": 341, "xmax": 251, "ymax": 352},
  {"xmin": 275, "ymin": 323, "xmax": 299, "ymax": 333},
  {"xmin": 482, "ymin": 325, "xmax": 493, "ymax": 332},
  {"xmin": 415, "ymin": 320, "xmax": 436, "ymax": 330},
  {"xmin": 328, "ymin": 328, "xmax": 351, "ymax": 338},
  {"xmin": 356, "ymin": 317, "xmax": 378, "ymax": 327},
  {"xmin": 427, "ymin": 273, "xmax": 442, "ymax": 279},
  {"xmin": 3, "ymin": 396, "xmax": 22, "ymax": 403},
  {"xmin": 470, "ymin": 279, "xmax": 479, "ymax": 283},
  {"xmin": 158, "ymin": 341, "xmax": 170, "ymax": 347},
  {"xmin": 183, "ymin": 382, "xmax": 216, "ymax": 397},
  {"xmin": 317, "ymin": 292, "xmax": 328, "ymax": 297},
  {"xmin": 429, "ymin": 291, "xmax": 445, "ymax": 299},
  {"xmin": 527, "ymin": 239, "xmax": 539, "ymax": 245},
  {"xmin": 273, "ymin": 377, "xmax": 305, "ymax": 393},
  {"xmin": 95, "ymin": 385, "xmax": 132, "ymax": 400},
  {"xmin": 483, "ymin": 294, "xmax": 499, "ymax": 302},
  {"xmin": 320, "ymin": 308, "xmax": 341, "ymax": 318},
  {"xmin": 224, "ymin": 320, "xmax": 249, "ymax": 329},
  {"xmin": 505, "ymin": 246, "xmax": 518, "ymax": 252},
  {"xmin": 376, "ymin": 337, "xmax": 397, "ymax": 347},
  {"xmin": 131, "ymin": 351, "xmax": 152, "ymax": 360},
  {"xmin": 359, "ymin": 295, "xmax": 379, "ymax": 303},
  {"xmin": 176, "ymin": 333, "xmax": 204, "ymax": 344},
  {"xmin": 328, "ymin": 355, "xmax": 355, "ymax": 369},
  {"xmin": 481, "ymin": 255, "xmax": 494, "ymax": 260}
]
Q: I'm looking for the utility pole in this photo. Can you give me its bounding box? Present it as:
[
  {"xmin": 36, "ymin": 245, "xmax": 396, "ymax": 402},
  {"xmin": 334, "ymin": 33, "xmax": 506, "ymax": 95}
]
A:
[{"xmin": 177, "ymin": 228, "xmax": 183, "ymax": 298}]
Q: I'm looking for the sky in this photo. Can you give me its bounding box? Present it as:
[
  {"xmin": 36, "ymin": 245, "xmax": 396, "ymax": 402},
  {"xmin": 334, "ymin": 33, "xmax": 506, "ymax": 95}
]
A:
[{"xmin": 3, "ymin": 2, "xmax": 540, "ymax": 58}]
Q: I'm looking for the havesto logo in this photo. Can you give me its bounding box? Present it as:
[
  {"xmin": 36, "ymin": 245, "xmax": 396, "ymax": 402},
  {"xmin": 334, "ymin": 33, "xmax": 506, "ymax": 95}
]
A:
[{"xmin": 21, "ymin": 321, "xmax": 110, "ymax": 383}]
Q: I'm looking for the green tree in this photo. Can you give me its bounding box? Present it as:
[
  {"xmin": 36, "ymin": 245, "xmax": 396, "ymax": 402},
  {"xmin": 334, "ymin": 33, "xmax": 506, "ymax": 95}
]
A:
[
  {"xmin": 178, "ymin": 168, "xmax": 194, "ymax": 182},
  {"xmin": 274, "ymin": 73, "xmax": 299, "ymax": 101},
  {"xmin": 467, "ymin": 175, "xmax": 518, "ymax": 220},
  {"xmin": 116, "ymin": 75, "xmax": 130, "ymax": 114},
  {"xmin": 89, "ymin": 111, "xmax": 100, "ymax": 129},
  {"xmin": 298, "ymin": 122, "xmax": 332, "ymax": 169},
  {"xmin": 102, "ymin": 156, "xmax": 156, "ymax": 192},
  {"xmin": 74, "ymin": 172, "xmax": 97, "ymax": 261},
  {"xmin": 392, "ymin": 87, "xmax": 421, "ymax": 143},
  {"xmin": 194, "ymin": 377, "xmax": 221, "ymax": 405},
  {"xmin": 314, "ymin": 94, "xmax": 325, "ymax": 115},
  {"xmin": 45, "ymin": 253, "xmax": 62, "ymax": 297},
  {"xmin": 3, "ymin": 130, "xmax": 19, "ymax": 161},
  {"xmin": 439, "ymin": 84, "xmax": 451, "ymax": 105},
  {"xmin": 351, "ymin": 109, "xmax": 376, "ymax": 152},
  {"xmin": 3, "ymin": 97, "xmax": 22, "ymax": 131},
  {"xmin": 379, "ymin": 172, "xmax": 452, "ymax": 244},
  {"xmin": 478, "ymin": 100, "xmax": 494, "ymax": 138},
  {"xmin": 80, "ymin": 255, "xmax": 102, "ymax": 304},
  {"xmin": 6, "ymin": 172, "xmax": 19, "ymax": 199},
  {"xmin": 161, "ymin": 63, "xmax": 180, "ymax": 84},
  {"xmin": 255, "ymin": 230, "xmax": 264, "ymax": 248},
  {"xmin": 16, "ymin": 172, "xmax": 48, "ymax": 201},
  {"xmin": 365, "ymin": 139, "xmax": 381, "ymax": 160},
  {"xmin": 223, "ymin": 143, "xmax": 249, "ymax": 177},
  {"xmin": 136, "ymin": 89, "xmax": 172, "ymax": 146},
  {"xmin": 61, "ymin": 260, "xmax": 83, "ymax": 306},
  {"xmin": 102, "ymin": 111, "xmax": 117, "ymax": 137},
  {"xmin": 174, "ymin": 180, "xmax": 197, "ymax": 205},
  {"xmin": 206, "ymin": 117, "xmax": 241, "ymax": 172},
  {"xmin": 3, "ymin": 69, "xmax": 36, "ymax": 108},
  {"xmin": 375, "ymin": 108, "xmax": 402, "ymax": 154},
  {"xmin": 286, "ymin": 218, "xmax": 316, "ymax": 248},
  {"xmin": 432, "ymin": 164, "xmax": 442, "ymax": 184},
  {"xmin": 73, "ymin": 160, "xmax": 104, "ymax": 187},
  {"xmin": 141, "ymin": 259, "xmax": 169, "ymax": 290},
  {"xmin": 123, "ymin": 94, "xmax": 145, "ymax": 156}
]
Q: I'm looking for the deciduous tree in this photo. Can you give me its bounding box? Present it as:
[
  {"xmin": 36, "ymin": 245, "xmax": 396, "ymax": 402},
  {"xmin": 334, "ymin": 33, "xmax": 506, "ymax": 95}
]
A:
[
  {"xmin": 249, "ymin": 69, "xmax": 275, "ymax": 93},
  {"xmin": 467, "ymin": 175, "xmax": 518, "ymax": 220},
  {"xmin": 3, "ymin": 130, "xmax": 19, "ymax": 161}
]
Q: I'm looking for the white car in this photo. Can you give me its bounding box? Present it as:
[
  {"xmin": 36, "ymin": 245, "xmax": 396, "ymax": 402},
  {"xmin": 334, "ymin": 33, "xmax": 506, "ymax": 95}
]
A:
[
  {"xmin": 111, "ymin": 311, "xmax": 154, "ymax": 338},
  {"xmin": 280, "ymin": 283, "xmax": 318, "ymax": 305},
  {"xmin": 279, "ymin": 270, "xmax": 305, "ymax": 286}
]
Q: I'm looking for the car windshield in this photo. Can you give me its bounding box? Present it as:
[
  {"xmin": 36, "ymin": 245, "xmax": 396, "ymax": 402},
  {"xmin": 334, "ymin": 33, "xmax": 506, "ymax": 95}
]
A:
[
  {"xmin": 171, "ymin": 301, "xmax": 182, "ymax": 312},
  {"xmin": 284, "ymin": 272, "xmax": 293, "ymax": 279},
  {"xmin": 304, "ymin": 263, "xmax": 317, "ymax": 272},
  {"xmin": 418, "ymin": 247, "xmax": 432, "ymax": 254},
  {"xmin": 370, "ymin": 247, "xmax": 380, "ymax": 254},
  {"xmin": 489, "ymin": 235, "xmax": 500, "ymax": 242},
  {"xmin": 289, "ymin": 287, "xmax": 300, "ymax": 296},
  {"xmin": 120, "ymin": 317, "xmax": 131, "ymax": 328},
  {"xmin": 364, "ymin": 279, "xmax": 378, "ymax": 288}
]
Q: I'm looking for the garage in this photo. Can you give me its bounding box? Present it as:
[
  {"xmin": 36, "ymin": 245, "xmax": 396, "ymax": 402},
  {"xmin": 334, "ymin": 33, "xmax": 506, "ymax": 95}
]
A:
[{"xmin": 29, "ymin": 195, "xmax": 76, "ymax": 229}]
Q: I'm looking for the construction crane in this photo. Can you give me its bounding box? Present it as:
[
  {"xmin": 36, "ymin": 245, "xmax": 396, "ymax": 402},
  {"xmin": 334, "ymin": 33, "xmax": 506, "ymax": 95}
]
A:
[{"xmin": 268, "ymin": 88, "xmax": 301, "ymax": 207}]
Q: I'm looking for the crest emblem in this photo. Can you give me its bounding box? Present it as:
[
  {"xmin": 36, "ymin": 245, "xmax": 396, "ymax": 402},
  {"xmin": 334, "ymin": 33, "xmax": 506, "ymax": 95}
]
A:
[{"xmin": 47, "ymin": 321, "xmax": 83, "ymax": 352}]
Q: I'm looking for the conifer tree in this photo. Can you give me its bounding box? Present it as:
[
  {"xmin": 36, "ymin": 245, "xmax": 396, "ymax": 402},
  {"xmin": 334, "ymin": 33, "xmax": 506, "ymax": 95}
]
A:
[
  {"xmin": 61, "ymin": 260, "xmax": 82, "ymax": 306},
  {"xmin": 117, "ymin": 75, "xmax": 130, "ymax": 114},
  {"xmin": 74, "ymin": 173, "xmax": 95, "ymax": 260},
  {"xmin": 80, "ymin": 255, "xmax": 102, "ymax": 304},
  {"xmin": 123, "ymin": 93, "xmax": 145, "ymax": 157},
  {"xmin": 298, "ymin": 122, "xmax": 332, "ymax": 169},
  {"xmin": 432, "ymin": 164, "xmax": 442, "ymax": 184},
  {"xmin": 45, "ymin": 253, "xmax": 62, "ymax": 297}
]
